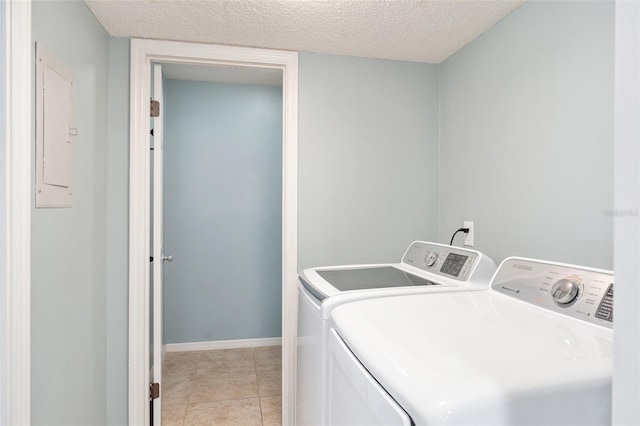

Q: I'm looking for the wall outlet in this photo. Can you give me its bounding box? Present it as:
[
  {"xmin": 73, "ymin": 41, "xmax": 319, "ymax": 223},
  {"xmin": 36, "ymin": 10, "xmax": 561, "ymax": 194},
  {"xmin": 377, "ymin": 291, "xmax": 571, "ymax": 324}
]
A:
[{"xmin": 463, "ymin": 221, "xmax": 474, "ymax": 247}]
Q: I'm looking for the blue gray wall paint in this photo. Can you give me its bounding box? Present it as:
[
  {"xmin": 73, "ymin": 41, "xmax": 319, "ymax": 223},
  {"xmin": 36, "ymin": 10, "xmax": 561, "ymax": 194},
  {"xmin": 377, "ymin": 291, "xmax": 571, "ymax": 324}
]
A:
[
  {"xmin": 32, "ymin": 1, "xmax": 109, "ymax": 424},
  {"xmin": 106, "ymin": 37, "xmax": 130, "ymax": 426},
  {"xmin": 163, "ymin": 80, "xmax": 283, "ymax": 343},
  {"xmin": 56, "ymin": 4, "xmax": 615, "ymax": 420},
  {"xmin": 298, "ymin": 53, "xmax": 440, "ymax": 270},
  {"xmin": 438, "ymin": 0, "xmax": 614, "ymax": 269}
]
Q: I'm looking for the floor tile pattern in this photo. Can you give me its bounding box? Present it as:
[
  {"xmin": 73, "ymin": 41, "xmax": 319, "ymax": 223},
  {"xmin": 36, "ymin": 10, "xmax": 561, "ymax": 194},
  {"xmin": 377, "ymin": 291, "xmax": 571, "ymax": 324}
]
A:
[{"xmin": 162, "ymin": 346, "xmax": 282, "ymax": 426}]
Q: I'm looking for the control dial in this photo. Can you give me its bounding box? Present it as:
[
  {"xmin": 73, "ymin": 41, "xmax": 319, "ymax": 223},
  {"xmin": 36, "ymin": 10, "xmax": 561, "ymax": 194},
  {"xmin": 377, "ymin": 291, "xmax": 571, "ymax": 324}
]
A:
[
  {"xmin": 424, "ymin": 252, "xmax": 438, "ymax": 267},
  {"xmin": 551, "ymin": 278, "xmax": 581, "ymax": 306}
]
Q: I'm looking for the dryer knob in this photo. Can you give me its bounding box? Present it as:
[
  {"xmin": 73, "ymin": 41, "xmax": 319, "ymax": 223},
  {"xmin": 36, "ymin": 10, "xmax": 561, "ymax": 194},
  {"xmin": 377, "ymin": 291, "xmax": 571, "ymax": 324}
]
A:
[
  {"xmin": 424, "ymin": 252, "xmax": 438, "ymax": 267},
  {"xmin": 551, "ymin": 278, "xmax": 581, "ymax": 306}
]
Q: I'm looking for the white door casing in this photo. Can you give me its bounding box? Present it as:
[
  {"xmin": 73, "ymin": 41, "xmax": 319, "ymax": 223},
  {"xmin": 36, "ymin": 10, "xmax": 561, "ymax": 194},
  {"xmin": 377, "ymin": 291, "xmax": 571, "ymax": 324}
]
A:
[
  {"xmin": 1, "ymin": 1, "xmax": 31, "ymax": 425},
  {"xmin": 152, "ymin": 63, "xmax": 164, "ymax": 425},
  {"xmin": 128, "ymin": 39, "xmax": 298, "ymax": 425}
]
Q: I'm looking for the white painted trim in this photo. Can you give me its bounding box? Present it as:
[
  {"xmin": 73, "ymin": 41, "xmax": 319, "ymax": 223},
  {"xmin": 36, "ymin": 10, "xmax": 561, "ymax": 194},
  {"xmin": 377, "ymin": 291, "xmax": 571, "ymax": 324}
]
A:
[
  {"xmin": 128, "ymin": 39, "xmax": 151, "ymax": 426},
  {"xmin": 151, "ymin": 63, "xmax": 164, "ymax": 425},
  {"xmin": 281, "ymin": 49, "xmax": 299, "ymax": 426},
  {"xmin": 129, "ymin": 39, "xmax": 298, "ymax": 426},
  {"xmin": 1, "ymin": 1, "xmax": 31, "ymax": 425},
  {"xmin": 166, "ymin": 337, "xmax": 283, "ymax": 352},
  {"xmin": 612, "ymin": 1, "xmax": 640, "ymax": 424}
]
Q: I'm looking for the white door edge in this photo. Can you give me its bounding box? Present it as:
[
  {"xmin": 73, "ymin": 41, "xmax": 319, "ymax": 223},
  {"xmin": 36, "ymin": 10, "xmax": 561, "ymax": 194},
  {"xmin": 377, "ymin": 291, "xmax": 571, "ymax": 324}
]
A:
[
  {"xmin": 1, "ymin": 1, "xmax": 32, "ymax": 425},
  {"xmin": 128, "ymin": 38, "xmax": 298, "ymax": 426},
  {"xmin": 152, "ymin": 63, "xmax": 164, "ymax": 425}
]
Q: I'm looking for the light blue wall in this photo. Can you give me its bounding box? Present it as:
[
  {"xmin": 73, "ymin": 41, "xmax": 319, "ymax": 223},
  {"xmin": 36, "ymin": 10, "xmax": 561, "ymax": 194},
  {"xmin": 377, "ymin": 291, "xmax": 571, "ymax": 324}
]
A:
[
  {"xmin": 439, "ymin": 0, "xmax": 614, "ymax": 268},
  {"xmin": 298, "ymin": 53, "xmax": 440, "ymax": 269},
  {"xmin": 32, "ymin": 1, "xmax": 109, "ymax": 424},
  {"xmin": 163, "ymin": 80, "xmax": 283, "ymax": 343},
  {"xmin": 84, "ymin": 5, "xmax": 616, "ymax": 419},
  {"xmin": 106, "ymin": 37, "xmax": 129, "ymax": 426}
]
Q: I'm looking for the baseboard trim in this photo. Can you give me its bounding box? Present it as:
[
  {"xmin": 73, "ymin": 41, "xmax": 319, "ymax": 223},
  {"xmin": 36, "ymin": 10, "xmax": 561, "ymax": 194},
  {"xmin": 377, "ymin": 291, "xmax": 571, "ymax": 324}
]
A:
[{"xmin": 165, "ymin": 337, "xmax": 282, "ymax": 352}]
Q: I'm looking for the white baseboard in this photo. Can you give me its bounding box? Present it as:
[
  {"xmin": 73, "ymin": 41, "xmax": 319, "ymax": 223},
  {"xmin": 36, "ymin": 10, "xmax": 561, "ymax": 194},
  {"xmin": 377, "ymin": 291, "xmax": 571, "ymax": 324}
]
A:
[{"xmin": 165, "ymin": 337, "xmax": 282, "ymax": 352}]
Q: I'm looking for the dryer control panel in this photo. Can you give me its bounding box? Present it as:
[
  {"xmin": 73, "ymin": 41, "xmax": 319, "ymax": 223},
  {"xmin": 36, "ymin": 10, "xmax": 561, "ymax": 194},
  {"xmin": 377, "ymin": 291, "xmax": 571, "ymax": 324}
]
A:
[
  {"xmin": 402, "ymin": 242, "xmax": 481, "ymax": 282},
  {"xmin": 491, "ymin": 257, "xmax": 614, "ymax": 329}
]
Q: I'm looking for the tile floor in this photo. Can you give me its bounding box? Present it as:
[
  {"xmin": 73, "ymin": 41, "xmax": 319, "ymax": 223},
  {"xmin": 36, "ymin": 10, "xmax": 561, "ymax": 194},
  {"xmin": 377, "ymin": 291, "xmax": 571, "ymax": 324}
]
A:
[{"xmin": 161, "ymin": 346, "xmax": 282, "ymax": 426}]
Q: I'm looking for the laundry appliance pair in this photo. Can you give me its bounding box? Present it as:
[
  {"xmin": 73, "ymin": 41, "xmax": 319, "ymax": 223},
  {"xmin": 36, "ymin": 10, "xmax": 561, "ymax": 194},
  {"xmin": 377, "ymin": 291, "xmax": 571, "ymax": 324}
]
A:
[{"xmin": 296, "ymin": 241, "xmax": 614, "ymax": 425}]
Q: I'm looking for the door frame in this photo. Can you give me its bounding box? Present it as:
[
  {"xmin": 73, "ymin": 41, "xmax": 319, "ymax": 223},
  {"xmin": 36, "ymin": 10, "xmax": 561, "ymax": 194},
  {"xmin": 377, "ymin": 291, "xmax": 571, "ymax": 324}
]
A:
[
  {"xmin": 128, "ymin": 38, "xmax": 298, "ymax": 425},
  {"xmin": 1, "ymin": 0, "xmax": 31, "ymax": 425}
]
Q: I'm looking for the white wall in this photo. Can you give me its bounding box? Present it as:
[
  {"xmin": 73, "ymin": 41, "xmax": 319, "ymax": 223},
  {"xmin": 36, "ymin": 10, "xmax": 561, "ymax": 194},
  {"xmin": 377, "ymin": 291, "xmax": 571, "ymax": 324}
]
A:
[
  {"xmin": 31, "ymin": 2, "xmax": 109, "ymax": 424},
  {"xmin": 439, "ymin": 0, "xmax": 614, "ymax": 269},
  {"xmin": 298, "ymin": 53, "xmax": 440, "ymax": 269},
  {"xmin": 612, "ymin": 1, "xmax": 640, "ymax": 423}
]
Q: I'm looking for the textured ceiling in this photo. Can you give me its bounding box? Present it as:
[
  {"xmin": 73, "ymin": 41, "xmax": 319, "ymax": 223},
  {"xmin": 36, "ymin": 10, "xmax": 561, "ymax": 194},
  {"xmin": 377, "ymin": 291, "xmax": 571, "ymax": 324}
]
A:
[
  {"xmin": 163, "ymin": 63, "xmax": 283, "ymax": 86},
  {"xmin": 85, "ymin": 0, "xmax": 525, "ymax": 64}
]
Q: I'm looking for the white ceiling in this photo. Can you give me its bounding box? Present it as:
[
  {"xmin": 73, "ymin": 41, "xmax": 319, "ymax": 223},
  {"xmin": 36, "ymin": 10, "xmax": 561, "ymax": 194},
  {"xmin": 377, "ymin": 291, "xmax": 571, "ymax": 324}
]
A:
[{"xmin": 85, "ymin": 0, "xmax": 525, "ymax": 64}]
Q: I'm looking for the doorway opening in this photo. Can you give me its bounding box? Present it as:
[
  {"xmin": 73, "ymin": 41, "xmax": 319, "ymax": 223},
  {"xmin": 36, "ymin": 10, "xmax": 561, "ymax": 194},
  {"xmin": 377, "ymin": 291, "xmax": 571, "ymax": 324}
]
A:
[
  {"xmin": 154, "ymin": 62, "xmax": 284, "ymax": 425},
  {"xmin": 128, "ymin": 39, "xmax": 298, "ymax": 425}
]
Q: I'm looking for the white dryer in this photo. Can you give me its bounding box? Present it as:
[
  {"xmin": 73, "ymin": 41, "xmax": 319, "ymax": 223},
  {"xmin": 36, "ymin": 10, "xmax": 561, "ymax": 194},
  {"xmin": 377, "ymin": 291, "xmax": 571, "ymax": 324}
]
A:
[
  {"xmin": 328, "ymin": 257, "xmax": 614, "ymax": 425},
  {"xmin": 296, "ymin": 241, "xmax": 497, "ymax": 425}
]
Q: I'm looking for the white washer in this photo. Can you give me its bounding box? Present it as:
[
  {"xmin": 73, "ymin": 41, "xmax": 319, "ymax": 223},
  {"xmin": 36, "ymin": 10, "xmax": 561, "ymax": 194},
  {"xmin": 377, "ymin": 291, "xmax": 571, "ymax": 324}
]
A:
[
  {"xmin": 296, "ymin": 241, "xmax": 497, "ymax": 425},
  {"xmin": 328, "ymin": 257, "xmax": 614, "ymax": 425}
]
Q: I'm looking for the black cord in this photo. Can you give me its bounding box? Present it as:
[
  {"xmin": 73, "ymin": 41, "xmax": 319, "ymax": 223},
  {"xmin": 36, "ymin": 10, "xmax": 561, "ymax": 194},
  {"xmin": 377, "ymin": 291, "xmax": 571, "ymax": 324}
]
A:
[{"xmin": 450, "ymin": 227, "xmax": 470, "ymax": 246}]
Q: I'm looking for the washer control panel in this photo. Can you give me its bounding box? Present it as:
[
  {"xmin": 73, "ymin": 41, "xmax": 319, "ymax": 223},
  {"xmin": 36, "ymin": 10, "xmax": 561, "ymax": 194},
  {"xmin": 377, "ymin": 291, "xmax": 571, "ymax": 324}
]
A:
[
  {"xmin": 402, "ymin": 242, "xmax": 480, "ymax": 281},
  {"xmin": 492, "ymin": 257, "xmax": 614, "ymax": 328}
]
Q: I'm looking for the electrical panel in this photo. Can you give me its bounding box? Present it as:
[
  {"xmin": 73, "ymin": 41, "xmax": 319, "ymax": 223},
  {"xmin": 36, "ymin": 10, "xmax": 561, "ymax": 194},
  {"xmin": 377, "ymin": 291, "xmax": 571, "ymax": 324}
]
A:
[{"xmin": 36, "ymin": 43, "xmax": 74, "ymax": 208}]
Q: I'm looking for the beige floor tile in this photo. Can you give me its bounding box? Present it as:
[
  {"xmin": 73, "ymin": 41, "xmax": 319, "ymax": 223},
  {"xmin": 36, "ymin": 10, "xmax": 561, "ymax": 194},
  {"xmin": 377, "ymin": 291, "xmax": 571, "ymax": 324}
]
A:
[
  {"xmin": 164, "ymin": 351, "xmax": 203, "ymax": 367},
  {"xmin": 253, "ymin": 345, "xmax": 281, "ymax": 359},
  {"xmin": 162, "ymin": 403, "xmax": 187, "ymax": 426},
  {"xmin": 197, "ymin": 351, "xmax": 256, "ymax": 376},
  {"xmin": 254, "ymin": 346, "xmax": 282, "ymax": 372},
  {"xmin": 164, "ymin": 351, "xmax": 201, "ymax": 379},
  {"xmin": 164, "ymin": 361, "xmax": 198, "ymax": 382},
  {"xmin": 260, "ymin": 396, "xmax": 282, "ymax": 426},
  {"xmin": 183, "ymin": 398, "xmax": 262, "ymax": 426},
  {"xmin": 164, "ymin": 370, "xmax": 196, "ymax": 386},
  {"xmin": 257, "ymin": 370, "xmax": 282, "ymax": 397},
  {"xmin": 190, "ymin": 371, "xmax": 259, "ymax": 403},
  {"xmin": 255, "ymin": 358, "xmax": 281, "ymax": 372},
  {"xmin": 162, "ymin": 376, "xmax": 193, "ymax": 405},
  {"xmin": 200, "ymin": 347, "xmax": 254, "ymax": 362}
]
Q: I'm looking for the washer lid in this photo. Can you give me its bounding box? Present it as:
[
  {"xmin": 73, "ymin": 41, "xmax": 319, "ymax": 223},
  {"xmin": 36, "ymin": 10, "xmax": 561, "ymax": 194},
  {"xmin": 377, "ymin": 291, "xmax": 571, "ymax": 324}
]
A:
[
  {"xmin": 331, "ymin": 291, "xmax": 613, "ymax": 426},
  {"xmin": 299, "ymin": 240, "xmax": 497, "ymax": 300},
  {"xmin": 317, "ymin": 266, "xmax": 435, "ymax": 291}
]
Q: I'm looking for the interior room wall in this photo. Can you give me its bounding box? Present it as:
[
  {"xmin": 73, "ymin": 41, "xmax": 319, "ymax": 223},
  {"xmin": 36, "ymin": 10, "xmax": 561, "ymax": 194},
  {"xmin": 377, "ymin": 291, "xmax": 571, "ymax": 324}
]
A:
[
  {"xmin": 31, "ymin": 1, "xmax": 109, "ymax": 424},
  {"xmin": 105, "ymin": 36, "xmax": 129, "ymax": 426},
  {"xmin": 163, "ymin": 79, "xmax": 283, "ymax": 343},
  {"xmin": 298, "ymin": 53, "xmax": 440, "ymax": 270},
  {"xmin": 104, "ymin": 48, "xmax": 442, "ymax": 420},
  {"xmin": 100, "ymin": 3, "xmax": 616, "ymax": 418},
  {"xmin": 438, "ymin": 0, "xmax": 614, "ymax": 269}
]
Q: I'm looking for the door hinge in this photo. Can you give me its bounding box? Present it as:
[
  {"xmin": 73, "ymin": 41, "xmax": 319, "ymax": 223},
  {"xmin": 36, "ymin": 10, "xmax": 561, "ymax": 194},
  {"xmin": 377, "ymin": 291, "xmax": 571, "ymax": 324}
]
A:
[
  {"xmin": 149, "ymin": 382, "xmax": 160, "ymax": 401},
  {"xmin": 150, "ymin": 99, "xmax": 160, "ymax": 118}
]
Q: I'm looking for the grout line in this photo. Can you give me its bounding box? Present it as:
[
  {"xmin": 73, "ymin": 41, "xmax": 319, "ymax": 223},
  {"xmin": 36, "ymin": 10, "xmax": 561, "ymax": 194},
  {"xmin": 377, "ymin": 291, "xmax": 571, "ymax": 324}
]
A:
[{"xmin": 259, "ymin": 395, "xmax": 265, "ymax": 426}]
